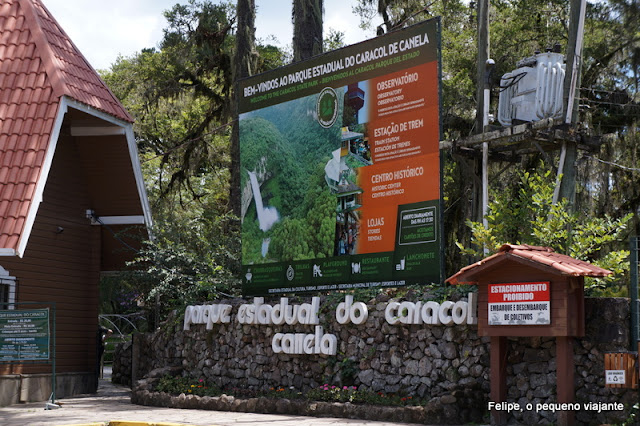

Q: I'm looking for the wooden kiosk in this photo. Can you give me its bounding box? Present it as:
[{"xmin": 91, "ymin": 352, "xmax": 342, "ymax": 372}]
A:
[{"xmin": 447, "ymin": 244, "xmax": 612, "ymax": 425}]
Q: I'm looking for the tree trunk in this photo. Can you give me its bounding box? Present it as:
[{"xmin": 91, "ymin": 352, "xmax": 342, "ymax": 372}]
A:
[
  {"xmin": 231, "ymin": 0, "xmax": 257, "ymax": 219},
  {"xmin": 292, "ymin": 0, "xmax": 323, "ymax": 62}
]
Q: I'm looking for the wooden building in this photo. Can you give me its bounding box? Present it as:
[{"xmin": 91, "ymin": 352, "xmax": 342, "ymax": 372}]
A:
[{"xmin": 0, "ymin": 0, "xmax": 151, "ymax": 405}]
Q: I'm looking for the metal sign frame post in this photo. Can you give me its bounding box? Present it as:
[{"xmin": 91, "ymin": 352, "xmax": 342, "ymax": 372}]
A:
[{"xmin": 630, "ymin": 237, "xmax": 639, "ymax": 350}]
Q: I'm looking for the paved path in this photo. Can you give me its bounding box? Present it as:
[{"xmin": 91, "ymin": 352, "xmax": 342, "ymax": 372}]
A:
[{"xmin": 0, "ymin": 369, "xmax": 420, "ymax": 426}]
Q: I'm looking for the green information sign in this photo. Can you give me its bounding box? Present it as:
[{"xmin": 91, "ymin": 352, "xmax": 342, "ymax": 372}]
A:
[{"xmin": 0, "ymin": 309, "xmax": 50, "ymax": 361}]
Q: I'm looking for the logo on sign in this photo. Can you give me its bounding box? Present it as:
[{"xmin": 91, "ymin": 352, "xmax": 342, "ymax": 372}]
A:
[
  {"xmin": 286, "ymin": 265, "xmax": 295, "ymax": 281},
  {"xmin": 316, "ymin": 87, "xmax": 339, "ymax": 128}
]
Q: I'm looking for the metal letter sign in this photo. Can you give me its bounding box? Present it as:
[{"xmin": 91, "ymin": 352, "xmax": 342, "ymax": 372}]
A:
[
  {"xmin": 0, "ymin": 309, "xmax": 50, "ymax": 361},
  {"xmin": 238, "ymin": 19, "xmax": 442, "ymax": 295}
]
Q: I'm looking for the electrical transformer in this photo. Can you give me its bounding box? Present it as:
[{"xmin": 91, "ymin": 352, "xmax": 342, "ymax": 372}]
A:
[{"xmin": 497, "ymin": 51, "xmax": 565, "ymax": 126}]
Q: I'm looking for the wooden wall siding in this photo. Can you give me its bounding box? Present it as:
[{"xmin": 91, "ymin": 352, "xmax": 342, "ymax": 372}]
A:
[
  {"xmin": 0, "ymin": 131, "xmax": 100, "ymax": 376},
  {"xmin": 75, "ymin": 134, "xmax": 143, "ymax": 217},
  {"xmin": 100, "ymin": 225, "xmax": 145, "ymax": 272}
]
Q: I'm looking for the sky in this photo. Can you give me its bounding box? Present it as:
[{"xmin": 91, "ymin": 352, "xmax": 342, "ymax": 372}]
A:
[{"xmin": 42, "ymin": 0, "xmax": 381, "ymax": 71}]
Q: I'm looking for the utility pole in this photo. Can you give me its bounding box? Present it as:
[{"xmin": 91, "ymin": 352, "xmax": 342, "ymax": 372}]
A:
[
  {"xmin": 475, "ymin": 0, "xmax": 490, "ymax": 230},
  {"xmin": 556, "ymin": 0, "xmax": 586, "ymax": 207},
  {"xmin": 475, "ymin": 0, "xmax": 490, "ymax": 137},
  {"xmin": 557, "ymin": 4, "xmax": 586, "ymax": 426}
]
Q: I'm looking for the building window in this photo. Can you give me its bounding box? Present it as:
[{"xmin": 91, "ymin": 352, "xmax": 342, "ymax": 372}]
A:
[{"xmin": 0, "ymin": 266, "xmax": 16, "ymax": 310}]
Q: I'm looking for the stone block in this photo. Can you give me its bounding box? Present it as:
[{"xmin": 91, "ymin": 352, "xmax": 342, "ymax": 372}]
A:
[
  {"xmin": 530, "ymin": 373, "xmax": 547, "ymax": 388},
  {"xmin": 440, "ymin": 342, "xmax": 457, "ymax": 360},
  {"xmin": 358, "ymin": 369, "xmax": 374, "ymax": 386},
  {"xmin": 405, "ymin": 360, "xmax": 419, "ymax": 375}
]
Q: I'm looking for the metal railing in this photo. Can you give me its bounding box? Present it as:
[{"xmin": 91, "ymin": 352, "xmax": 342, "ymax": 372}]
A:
[{"xmin": 98, "ymin": 313, "xmax": 142, "ymax": 370}]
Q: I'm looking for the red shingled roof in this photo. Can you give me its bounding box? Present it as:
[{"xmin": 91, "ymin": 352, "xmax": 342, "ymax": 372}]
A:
[
  {"xmin": 0, "ymin": 0, "xmax": 133, "ymax": 254},
  {"xmin": 446, "ymin": 244, "xmax": 612, "ymax": 285}
]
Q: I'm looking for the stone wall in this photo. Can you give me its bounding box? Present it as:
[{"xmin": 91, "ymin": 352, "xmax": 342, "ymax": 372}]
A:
[
  {"xmin": 116, "ymin": 296, "xmax": 637, "ymax": 425},
  {"xmin": 112, "ymin": 340, "xmax": 132, "ymax": 387}
]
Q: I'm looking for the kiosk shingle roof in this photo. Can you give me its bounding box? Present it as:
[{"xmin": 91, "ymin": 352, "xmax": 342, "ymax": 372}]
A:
[
  {"xmin": 0, "ymin": 0, "xmax": 133, "ymax": 252},
  {"xmin": 446, "ymin": 244, "xmax": 612, "ymax": 285}
]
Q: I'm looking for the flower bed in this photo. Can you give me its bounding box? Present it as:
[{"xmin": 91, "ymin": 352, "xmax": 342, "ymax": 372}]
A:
[
  {"xmin": 131, "ymin": 369, "xmax": 473, "ymax": 425},
  {"xmin": 154, "ymin": 375, "xmax": 423, "ymax": 407}
]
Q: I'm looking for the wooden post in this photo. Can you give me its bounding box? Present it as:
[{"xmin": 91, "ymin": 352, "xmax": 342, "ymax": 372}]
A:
[
  {"xmin": 490, "ymin": 335, "xmax": 508, "ymax": 425},
  {"xmin": 558, "ymin": 0, "xmax": 586, "ymax": 206},
  {"xmin": 556, "ymin": 336, "xmax": 575, "ymax": 426},
  {"xmin": 563, "ymin": 0, "xmax": 586, "ymax": 125},
  {"xmin": 131, "ymin": 332, "xmax": 140, "ymax": 389}
]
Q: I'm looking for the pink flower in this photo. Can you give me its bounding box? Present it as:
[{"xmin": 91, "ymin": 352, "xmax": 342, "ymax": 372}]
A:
[{"xmin": 343, "ymin": 386, "xmax": 348, "ymax": 390}]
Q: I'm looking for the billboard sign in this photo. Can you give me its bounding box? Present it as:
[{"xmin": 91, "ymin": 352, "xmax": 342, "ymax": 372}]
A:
[
  {"xmin": 488, "ymin": 282, "xmax": 551, "ymax": 325},
  {"xmin": 239, "ymin": 19, "xmax": 441, "ymax": 295},
  {"xmin": 0, "ymin": 309, "xmax": 50, "ymax": 361}
]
